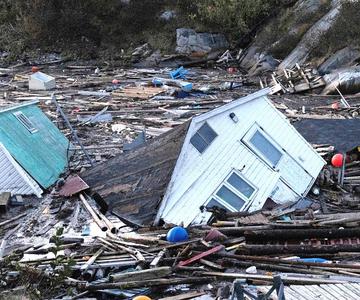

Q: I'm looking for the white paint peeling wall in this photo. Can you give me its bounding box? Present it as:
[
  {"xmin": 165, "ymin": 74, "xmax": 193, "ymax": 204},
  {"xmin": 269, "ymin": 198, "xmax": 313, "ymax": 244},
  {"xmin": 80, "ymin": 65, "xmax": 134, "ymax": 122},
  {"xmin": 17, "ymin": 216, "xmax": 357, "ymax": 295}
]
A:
[
  {"xmin": 0, "ymin": 143, "xmax": 42, "ymax": 198},
  {"xmin": 157, "ymin": 90, "xmax": 325, "ymax": 226}
]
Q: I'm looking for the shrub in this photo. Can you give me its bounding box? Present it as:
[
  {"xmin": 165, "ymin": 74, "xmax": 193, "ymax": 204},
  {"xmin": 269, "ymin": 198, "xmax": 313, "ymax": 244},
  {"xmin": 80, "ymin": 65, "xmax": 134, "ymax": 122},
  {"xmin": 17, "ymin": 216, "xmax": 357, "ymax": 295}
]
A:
[
  {"xmin": 0, "ymin": 0, "xmax": 166, "ymax": 55},
  {"xmin": 177, "ymin": 0, "xmax": 285, "ymax": 44}
]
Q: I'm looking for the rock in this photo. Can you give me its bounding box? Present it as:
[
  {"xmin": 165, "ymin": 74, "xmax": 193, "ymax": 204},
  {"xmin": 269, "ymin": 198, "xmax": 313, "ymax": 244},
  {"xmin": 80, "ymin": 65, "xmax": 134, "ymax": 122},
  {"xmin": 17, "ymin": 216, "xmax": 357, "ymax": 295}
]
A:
[
  {"xmin": 134, "ymin": 50, "xmax": 162, "ymax": 68},
  {"xmin": 239, "ymin": 46, "xmax": 278, "ymax": 75},
  {"xmin": 176, "ymin": 28, "xmax": 229, "ymax": 55},
  {"xmin": 319, "ymin": 47, "xmax": 360, "ymax": 75},
  {"xmin": 278, "ymin": 2, "xmax": 342, "ymax": 71},
  {"xmin": 132, "ymin": 43, "xmax": 152, "ymax": 60},
  {"xmin": 160, "ymin": 10, "xmax": 176, "ymax": 21},
  {"xmin": 246, "ymin": 266, "xmax": 257, "ymax": 274}
]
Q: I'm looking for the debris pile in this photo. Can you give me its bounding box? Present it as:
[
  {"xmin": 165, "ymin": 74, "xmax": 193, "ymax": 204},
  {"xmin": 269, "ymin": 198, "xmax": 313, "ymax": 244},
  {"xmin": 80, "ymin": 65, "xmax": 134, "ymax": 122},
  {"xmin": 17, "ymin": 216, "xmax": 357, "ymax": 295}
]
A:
[
  {"xmin": 265, "ymin": 63, "xmax": 325, "ymax": 94},
  {"xmin": 0, "ymin": 49, "xmax": 360, "ymax": 299},
  {"xmin": 2, "ymin": 189, "xmax": 360, "ymax": 299}
]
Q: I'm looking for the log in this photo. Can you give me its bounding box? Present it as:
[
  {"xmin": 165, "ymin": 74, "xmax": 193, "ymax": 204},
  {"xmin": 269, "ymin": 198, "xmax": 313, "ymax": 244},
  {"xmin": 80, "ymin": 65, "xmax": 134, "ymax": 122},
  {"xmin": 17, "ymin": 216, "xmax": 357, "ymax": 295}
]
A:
[
  {"xmin": 216, "ymin": 226, "xmax": 271, "ymax": 235},
  {"xmin": 222, "ymin": 259, "xmax": 332, "ymax": 275},
  {"xmin": 86, "ymin": 276, "xmax": 213, "ymax": 291},
  {"xmin": 244, "ymin": 228, "xmax": 360, "ymax": 241},
  {"xmin": 91, "ymin": 204, "xmax": 117, "ymax": 234},
  {"xmin": 80, "ymin": 248, "xmax": 104, "ymax": 271},
  {"xmin": 99, "ymin": 237, "xmax": 145, "ymax": 262},
  {"xmin": 79, "ymin": 194, "xmax": 107, "ymax": 231},
  {"xmin": 0, "ymin": 213, "xmax": 27, "ymax": 227},
  {"xmin": 200, "ymin": 272, "xmax": 348, "ymax": 285},
  {"xmin": 217, "ymin": 253, "xmax": 360, "ymax": 270},
  {"xmin": 109, "ymin": 266, "xmax": 172, "ymax": 282},
  {"xmin": 236, "ymin": 244, "xmax": 360, "ymax": 255}
]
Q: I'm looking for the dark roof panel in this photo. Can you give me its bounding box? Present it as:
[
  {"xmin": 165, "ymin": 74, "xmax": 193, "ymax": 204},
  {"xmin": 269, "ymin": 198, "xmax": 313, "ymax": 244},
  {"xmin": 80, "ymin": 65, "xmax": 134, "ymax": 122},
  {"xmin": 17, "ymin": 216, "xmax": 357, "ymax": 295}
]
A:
[
  {"xmin": 81, "ymin": 122, "xmax": 190, "ymax": 226},
  {"xmin": 294, "ymin": 118, "xmax": 360, "ymax": 152}
]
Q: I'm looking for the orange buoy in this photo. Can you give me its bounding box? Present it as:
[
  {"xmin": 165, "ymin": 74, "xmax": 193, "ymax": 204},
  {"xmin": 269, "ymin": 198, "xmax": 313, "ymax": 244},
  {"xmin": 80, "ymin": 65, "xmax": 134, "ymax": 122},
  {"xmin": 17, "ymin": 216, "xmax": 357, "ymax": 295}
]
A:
[{"xmin": 133, "ymin": 296, "xmax": 152, "ymax": 300}]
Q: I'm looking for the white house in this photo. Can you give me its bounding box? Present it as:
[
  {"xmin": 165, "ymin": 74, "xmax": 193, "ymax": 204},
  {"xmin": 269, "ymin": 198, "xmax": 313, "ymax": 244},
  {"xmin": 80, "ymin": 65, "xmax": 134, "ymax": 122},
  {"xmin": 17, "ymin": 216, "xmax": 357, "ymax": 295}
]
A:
[
  {"xmin": 83, "ymin": 88, "xmax": 326, "ymax": 227},
  {"xmin": 155, "ymin": 88, "xmax": 326, "ymax": 226}
]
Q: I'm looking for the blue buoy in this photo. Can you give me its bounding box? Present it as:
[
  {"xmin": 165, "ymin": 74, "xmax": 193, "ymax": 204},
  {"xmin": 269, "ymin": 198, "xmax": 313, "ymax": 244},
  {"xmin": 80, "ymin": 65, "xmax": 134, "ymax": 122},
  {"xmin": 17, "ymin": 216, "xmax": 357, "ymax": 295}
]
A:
[{"xmin": 166, "ymin": 227, "xmax": 189, "ymax": 243}]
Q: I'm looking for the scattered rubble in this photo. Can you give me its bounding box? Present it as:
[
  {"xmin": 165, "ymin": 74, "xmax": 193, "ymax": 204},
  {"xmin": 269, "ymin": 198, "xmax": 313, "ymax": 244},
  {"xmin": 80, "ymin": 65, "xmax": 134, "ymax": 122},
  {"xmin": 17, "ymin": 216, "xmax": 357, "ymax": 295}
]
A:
[{"xmin": 1, "ymin": 41, "xmax": 360, "ymax": 299}]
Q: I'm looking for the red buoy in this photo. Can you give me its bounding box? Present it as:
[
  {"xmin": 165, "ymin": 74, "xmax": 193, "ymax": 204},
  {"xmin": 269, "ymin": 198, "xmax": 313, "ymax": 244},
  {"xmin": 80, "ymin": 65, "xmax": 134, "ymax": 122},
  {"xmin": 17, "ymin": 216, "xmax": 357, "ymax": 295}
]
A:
[
  {"xmin": 31, "ymin": 66, "xmax": 40, "ymax": 73},
  {"xmin": 331, "ymin": 102, "xmax": 340, "ymax": 110},
  {"xmin": 331, "ymin": 153, "xmax": 344, "ymax": 168}
]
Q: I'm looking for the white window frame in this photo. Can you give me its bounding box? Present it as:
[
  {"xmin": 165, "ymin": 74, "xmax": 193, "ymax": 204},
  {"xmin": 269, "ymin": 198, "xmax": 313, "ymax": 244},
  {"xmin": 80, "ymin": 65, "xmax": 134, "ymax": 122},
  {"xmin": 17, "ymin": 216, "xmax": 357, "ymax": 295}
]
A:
[
  {"xmin": 243, "ymin": 124, "xmax": 284, "ymax": 169},
  {"xmin": 13, "ymin": 111, "xmax": 38, "ymax": 134},
  {"xmin": 205, "ymin": 170, "xmax": 258, "ymax": 212}
]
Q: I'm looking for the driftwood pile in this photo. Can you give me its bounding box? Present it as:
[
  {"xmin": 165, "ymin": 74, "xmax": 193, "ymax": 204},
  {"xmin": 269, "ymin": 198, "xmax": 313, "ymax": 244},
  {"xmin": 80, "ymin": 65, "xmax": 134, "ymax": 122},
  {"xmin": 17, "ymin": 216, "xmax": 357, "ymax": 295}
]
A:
[{"xmin": 1, "ymin": 192, "xmax": 360, "ymax": 299}]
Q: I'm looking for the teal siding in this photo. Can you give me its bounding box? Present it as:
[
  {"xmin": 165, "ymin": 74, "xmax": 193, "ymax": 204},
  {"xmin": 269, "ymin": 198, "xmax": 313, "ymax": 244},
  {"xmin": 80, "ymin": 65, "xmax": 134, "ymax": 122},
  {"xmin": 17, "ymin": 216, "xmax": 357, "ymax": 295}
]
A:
[{"xmin": 0, "ymin": 104, "xmax": 69, "ymax": 188}]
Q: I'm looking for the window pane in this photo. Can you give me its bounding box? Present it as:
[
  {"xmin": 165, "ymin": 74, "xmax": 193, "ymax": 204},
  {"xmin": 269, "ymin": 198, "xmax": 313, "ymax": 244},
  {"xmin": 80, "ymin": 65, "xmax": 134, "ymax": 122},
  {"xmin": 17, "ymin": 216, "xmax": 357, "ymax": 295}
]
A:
[
  {"xmin": 190, "ymin": 133, "xmax": 208, "ymax": 153},
  {"xmin": 206, "ymin": 198, "xmax": 230, "ymax": 211},
  {"xmin": 250, "ymin": 130, "xmax": 282, "ymax": 166},
  {"xmin": 216, "ymin": 186, "xmax": 245, "ymax": 211},
  {"xmin": 198, "ymin": 123, "xmax": 217, "ymax": 144},
  {"xmin": 228, "ymin": 173, "xmax": 255, "ymax": 198}
]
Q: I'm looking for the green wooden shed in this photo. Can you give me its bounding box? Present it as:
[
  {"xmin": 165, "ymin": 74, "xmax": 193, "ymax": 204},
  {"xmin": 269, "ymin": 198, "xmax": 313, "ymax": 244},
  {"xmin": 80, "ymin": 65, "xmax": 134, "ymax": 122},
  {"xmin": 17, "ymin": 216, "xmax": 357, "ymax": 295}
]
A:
[{"xmin": 0, "ymin": 100, "xmax": 70, "ymax": 189}]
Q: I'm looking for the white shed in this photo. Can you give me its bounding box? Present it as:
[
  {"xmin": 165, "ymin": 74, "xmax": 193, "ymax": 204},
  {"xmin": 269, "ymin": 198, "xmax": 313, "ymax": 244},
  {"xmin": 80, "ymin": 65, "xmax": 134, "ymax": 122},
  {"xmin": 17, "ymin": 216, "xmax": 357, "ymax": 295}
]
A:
[
  {"xmin": 0, "ymin": 143, "xmax": 43, "ymax": 198},
  {"xmin": 29, "ymin": 72, "xmax": 56, "ymax": 91},
  {"xmin": 155, "ymin": 88, "xmax": 326, "ymax": 226},
  {"xmin": 83, "ymin": 88, "xmax": 326, "ymax": 227}
]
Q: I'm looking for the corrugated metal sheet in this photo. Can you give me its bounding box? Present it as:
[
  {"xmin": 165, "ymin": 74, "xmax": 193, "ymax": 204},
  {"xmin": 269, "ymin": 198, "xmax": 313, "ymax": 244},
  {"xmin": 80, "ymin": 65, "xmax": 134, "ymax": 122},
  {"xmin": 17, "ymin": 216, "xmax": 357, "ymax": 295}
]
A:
[
  {"xmin": 158, "ymin": 93, "xmax": 325, "ymax": 226},
  {"xmin": 0, "ymin": 102, "xmax": 70, "ymax": 188},
  {"xmin": 0, "ymin": 143, "xmax": 42, "ymax": 197}
]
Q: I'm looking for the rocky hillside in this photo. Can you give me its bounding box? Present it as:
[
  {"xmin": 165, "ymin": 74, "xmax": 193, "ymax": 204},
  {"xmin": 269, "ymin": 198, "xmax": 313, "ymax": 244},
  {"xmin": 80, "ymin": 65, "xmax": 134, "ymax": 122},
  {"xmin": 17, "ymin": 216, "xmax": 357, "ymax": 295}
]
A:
[
  {"xmin": 0, "ymin": 0, "xmax": 359, "ymax": 74},
  {"xmin": 240, "ymin": 0, "xmax": 360, "ymax": 74}
]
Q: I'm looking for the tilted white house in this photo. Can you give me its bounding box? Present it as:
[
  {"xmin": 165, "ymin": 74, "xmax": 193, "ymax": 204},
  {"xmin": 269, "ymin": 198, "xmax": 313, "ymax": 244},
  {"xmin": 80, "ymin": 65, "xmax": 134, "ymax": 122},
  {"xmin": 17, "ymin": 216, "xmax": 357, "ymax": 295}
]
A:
[
  {"xmin": 156, "ymin": 88, "xmax": 326, "ymax": 226},
  {"xmin": 83, "ymin": 88, "xmax": 326, "ymax": 227}
]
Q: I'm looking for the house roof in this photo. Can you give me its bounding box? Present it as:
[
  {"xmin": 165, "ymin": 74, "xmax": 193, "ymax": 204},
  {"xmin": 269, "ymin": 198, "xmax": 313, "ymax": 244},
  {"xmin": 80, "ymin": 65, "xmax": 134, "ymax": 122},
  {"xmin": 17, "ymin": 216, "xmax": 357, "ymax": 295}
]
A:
[
  {"xmin": 294, "ymin": 118, "xmax": 360, "ymax": 152},
  {"xmin": 0, "ymin": 102, "xmax": 70, "ymax": 188},
  {"xmin": 0, "ymin": 100, "xmax": 39, "ymax": 114},
  {"xmin": 81, "ymin": 122, "xmax": 190, "ymax": 226}
]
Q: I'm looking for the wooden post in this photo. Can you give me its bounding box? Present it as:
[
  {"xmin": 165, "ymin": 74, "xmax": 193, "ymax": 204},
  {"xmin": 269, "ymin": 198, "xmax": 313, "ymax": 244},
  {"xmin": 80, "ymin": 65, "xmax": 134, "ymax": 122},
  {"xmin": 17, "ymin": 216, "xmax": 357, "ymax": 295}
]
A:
[{"xmin": 79, "ymin": 194, "xmax": 107, "ymax": 231}]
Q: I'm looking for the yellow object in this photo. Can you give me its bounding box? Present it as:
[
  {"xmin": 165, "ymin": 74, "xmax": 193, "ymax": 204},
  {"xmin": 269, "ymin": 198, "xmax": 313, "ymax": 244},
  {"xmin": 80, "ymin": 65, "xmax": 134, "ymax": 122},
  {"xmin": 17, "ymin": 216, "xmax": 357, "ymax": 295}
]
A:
[{"xmin": 133, "ymin": 296, "xmax": 152, "ymax": 300}]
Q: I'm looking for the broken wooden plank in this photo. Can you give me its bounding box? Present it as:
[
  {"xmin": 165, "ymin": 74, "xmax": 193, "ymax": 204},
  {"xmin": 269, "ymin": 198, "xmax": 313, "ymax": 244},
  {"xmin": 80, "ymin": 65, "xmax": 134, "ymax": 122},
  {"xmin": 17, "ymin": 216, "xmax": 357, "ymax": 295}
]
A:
[{"xmin": 178, "ymin": 245, "xmax": 224, "ymax": 267}]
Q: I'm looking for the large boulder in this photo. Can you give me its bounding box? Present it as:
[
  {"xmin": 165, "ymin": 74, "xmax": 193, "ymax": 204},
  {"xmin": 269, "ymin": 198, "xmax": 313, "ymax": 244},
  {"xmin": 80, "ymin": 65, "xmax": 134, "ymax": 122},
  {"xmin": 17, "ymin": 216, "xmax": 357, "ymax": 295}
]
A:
[{"xmin": 176, "ymin": 28, "xmax": 229, "ymax": 55}]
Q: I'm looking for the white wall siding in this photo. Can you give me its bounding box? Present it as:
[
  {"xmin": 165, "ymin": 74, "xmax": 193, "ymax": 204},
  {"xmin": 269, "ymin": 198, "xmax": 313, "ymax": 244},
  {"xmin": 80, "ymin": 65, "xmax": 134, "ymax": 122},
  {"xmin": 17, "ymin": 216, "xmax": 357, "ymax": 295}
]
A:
[
  {"xmin": 0, "ymin": 143, "xmax": 42, "ymax": 197},
  {"xmin": 157, "ymin": 91, "xmax": 325, "ymax": 226}
]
